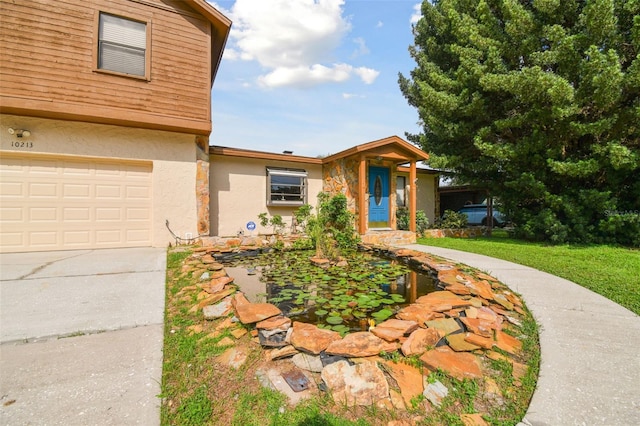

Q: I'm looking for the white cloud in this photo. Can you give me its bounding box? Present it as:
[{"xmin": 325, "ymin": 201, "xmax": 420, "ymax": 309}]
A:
[
  {"xmin": 376, "ymin": 20, "xmax": 384, "ymax": 28},
  {"xmin": 342, "ymin": 93, "xmax": 365, "ymax": 99},
  {"xmin": 354, "ymin": 67, "xmax": 379, "ymax": 84},
  {"xmin": 258, "ymin": 63, "xmax": 378, "ymax": 88},
  {"xmin": 351, "ymin": 37, "xmax": 369, "ymax": 58},
  {"xmin": 214, "ymin": 0, "xmax": 379, "ymax": 88},
  {"xmin": 410, "ymin": 3, "xmax": 422, "ymax": 25}
]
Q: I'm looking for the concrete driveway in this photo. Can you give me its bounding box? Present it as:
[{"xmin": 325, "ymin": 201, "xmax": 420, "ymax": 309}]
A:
[{"xmin": 0, "ymin": 248, "xmax": 166, "ymax": 425}]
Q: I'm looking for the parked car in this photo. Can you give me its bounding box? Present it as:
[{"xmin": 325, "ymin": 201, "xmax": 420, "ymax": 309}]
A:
[{"xmin": 457, "ymin": 204, "xmax": 506, "ymax": 227}]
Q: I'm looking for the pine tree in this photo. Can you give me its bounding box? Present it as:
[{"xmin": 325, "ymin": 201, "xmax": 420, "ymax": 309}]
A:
[{"xmin": 399, "ymin": 0, "xmax": 640, "ymax": 245}]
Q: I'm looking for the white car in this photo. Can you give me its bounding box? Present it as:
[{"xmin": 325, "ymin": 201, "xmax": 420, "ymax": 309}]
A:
[{"xmin": 457, "ymin": 204, "xmax": 506, "ymax": 226}]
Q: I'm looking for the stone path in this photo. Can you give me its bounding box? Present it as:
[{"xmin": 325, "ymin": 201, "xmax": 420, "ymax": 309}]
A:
[{"xmin": 401, "ymin": 244, "xmax": 640, "ymax": 426}]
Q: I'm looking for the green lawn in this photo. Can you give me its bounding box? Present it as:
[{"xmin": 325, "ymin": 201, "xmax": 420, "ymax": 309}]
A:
[{"xmin": 418, "ymin": 231, "xmax": 640, "ymax": 315}]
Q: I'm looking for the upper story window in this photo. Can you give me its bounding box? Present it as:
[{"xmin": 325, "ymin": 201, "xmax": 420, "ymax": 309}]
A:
[
  {"xmin": 98, "ymin": 13, "xmax": 148, "ymax": 78},
  {"xmin": 267, "ymin": 168, "xmax": 307, "ymax": 206}
]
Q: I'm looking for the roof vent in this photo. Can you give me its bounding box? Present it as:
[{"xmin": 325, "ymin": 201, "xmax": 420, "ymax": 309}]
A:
[{"xmin": 283, "ymin": 150, "xmax": 293, "ymax": 155}]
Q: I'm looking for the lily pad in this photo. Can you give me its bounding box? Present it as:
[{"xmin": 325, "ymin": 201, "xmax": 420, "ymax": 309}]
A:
[
  {"xmin": 326, "ymin": 316, "xmax": 344, "ymax": 325},
  {"xmin": 315, "ymin": 309, "xmax": 328, "ymax": 316}
]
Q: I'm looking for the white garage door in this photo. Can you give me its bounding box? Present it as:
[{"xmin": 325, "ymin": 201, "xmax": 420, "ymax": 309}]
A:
[{"xmin": 0, "ymin": 153, "xmax": 152, "ymax": 253}]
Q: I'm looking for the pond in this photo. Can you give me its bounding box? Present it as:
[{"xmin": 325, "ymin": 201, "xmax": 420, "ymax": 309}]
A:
[{"xmin": 216, "ymin": 249, "xmax": 438, "ymax": 334}]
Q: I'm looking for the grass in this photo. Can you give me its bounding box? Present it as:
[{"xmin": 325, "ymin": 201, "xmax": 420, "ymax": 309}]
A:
[
  {"xmin": 160, "ymin": 247, "xmax": 540, "ymax": 425},
  {"xmin": 418, "ymin": 230, "xmax": 640, "ymax": 315}
]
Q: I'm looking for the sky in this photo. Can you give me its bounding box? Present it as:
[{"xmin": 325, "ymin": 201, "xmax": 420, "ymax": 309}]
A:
[{"xmin": 207, "ymin": 0, "xmax": 424, "ymax": 158}]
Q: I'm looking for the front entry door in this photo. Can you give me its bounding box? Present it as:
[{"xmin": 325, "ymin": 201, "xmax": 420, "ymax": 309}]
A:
[{"xmin": 368, "ymin": 166, "xmax": 390, "ymax": 228}]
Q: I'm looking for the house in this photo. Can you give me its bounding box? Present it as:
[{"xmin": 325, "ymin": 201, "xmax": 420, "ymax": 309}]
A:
[
  {"xmin": 0, "ymin": 0, "xmax": 231, "ymax": 253},
  {"xmin": 209, "ymin": 136, "xmax": 437, "ymax": 245}
]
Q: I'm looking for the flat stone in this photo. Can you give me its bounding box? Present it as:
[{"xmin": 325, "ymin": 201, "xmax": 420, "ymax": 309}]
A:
[
  {"xmin": 206, "ymin": 276, "xmax": 234, "ymax": 293},
  {"xmin": 460, "ymin": 317, "xmax": 494, "ymax": 338},
  {"xmin": 423, "ymin": 380, "xmax": 448, "ymax": 407},
  {"xmin": 292, "ymin": 353, "xmax": 324, "ymax": 373},
  {"xmin": 216, "ymin": 336, "xmax": 235, "ymax": 347},
  {"xmin": 202, "ymin": 296, "xmax": 234, "ymax": 319},
  {"xmin": 512, "ymin": 361, "xmax": 528, "ymax": 380},
  {"xmin": 445, "ymin": 282, "xmax": 472, "ymax": 295},
  {"xmin": 460, "ymin": 413, "xmax": 489, "ymax": 425},
  {"xmin": 189, "ymin": 288, "xmax": 234, "ymax": 313},
  {"xmin": 446, "ymin": 333, "xmax": 481, "ymax": 352},
  {"xmin": 495, "ymin": 331, "xmax": 522, "ymax": 354},
  {"xmin": 262, "ymin": 367, "xmax": 314, "ymax": 405},
  {"xmin": 232, "ymin": 292, "xmax": 250, "ymax": 308},
  {"xmin": 207, "ymin": 262, "xmax": 225, "ymax": 271},
  {"xmin": 217, "ymin": 346, "xmax": 248, "ymax": 369},
  {"xmin": 416, "ymin": 291, "xmax": 472, "ymax": 308},
  {"xmin": 465, "ymin": 307, "xmax": 478, "ymax": 318},
  {"xmin": 493, "ymin": 294, "xmax": 514, "ymax": 311},
  {"xmin": 234, "ymin": 302, "xmax": 281, "ymax": 324},
  {"xmin": 268, "ymin": 345, "xmax": 299, "ymax": 361},
  {"xmin": 256, "ymin": 315, "xmax": 292, "ymax": 331},
  {"xmin": 381, "ymin": 360, "xmax": 423, "ymax": 407},
  {"xmin": 466, "ymin": 280, "xmax": 495, "ymax": 301},
  {"xmin": 389, "ymin": 389, "xmax": 406, "ymax": 410},
  {"xmin": 371, "ymin": 319, "xmax": 419, "ymax": 342},
  {"xmin": 231, "ymin": 328, "xmax": 247, "ymax": 339},
  {"xmin": 464, "ymin": 332, "xmax": 494, "ymax": 350},
  {"xmin": 290, "ymin": 322, "xmax": 341, "ymax": 355},
  {"xmin": 325, "ymin": 332, "xmax": 391, "ymax": 358},
  {"xmin": 396, "ymin": 304, "xmax": 443, "ymax": 323},
  {"xmin": 420, "ymin": 347, "xmax": 483, "ymax": 381},
  {"xmin": 401, "ymin": 328, "xmax": 441, "ymax": 356},
  {"xmin": 320, "ymin": 360, "xmax": 389, "ymax": 406},
  {"xmin": 425, "ymin": 318, "xmax": 461, "ymax": 336}
]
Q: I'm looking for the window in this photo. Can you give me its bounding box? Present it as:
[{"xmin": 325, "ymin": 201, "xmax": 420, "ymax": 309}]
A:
[
  {"xmin": 98, "ymin": 13, "xmax": 147, "ymax": 77},
  {"xmin": 267, "ymin": 168, "xmax": 307, "ymax": 206},
  {"xmin": 396, "ymin": 176, "xmax": 406, "ymax": 207}
]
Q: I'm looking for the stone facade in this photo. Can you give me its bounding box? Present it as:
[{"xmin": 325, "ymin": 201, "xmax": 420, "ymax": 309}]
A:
[
  {"xmin": 360, "ymin": 230, "xmax": 416, "ymax": 246},
  {"xmin": 322, "ymin": 157, "xmax": 360, "ymax": 217},
  {"xmin": 422, "ymin": 228, "xmax": 487, "ymax": 238}
]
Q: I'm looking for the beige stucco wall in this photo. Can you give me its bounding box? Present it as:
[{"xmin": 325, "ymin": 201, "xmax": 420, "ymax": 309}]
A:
[
  {"xmin": 210, "ymin": 155, "xmax": 323, "ymax": 237},
  {"xmin": 397, "ymin": 171, "xmax": 438, "ymax": 224},
  {"xmin": 0, "ymin": 114, "xmax": 200, "ymax": 247}
]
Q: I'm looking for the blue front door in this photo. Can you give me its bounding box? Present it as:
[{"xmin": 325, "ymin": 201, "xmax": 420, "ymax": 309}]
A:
[{"xmin": 368, "ymin": 166, "xmax": 390, "ymax": 227}]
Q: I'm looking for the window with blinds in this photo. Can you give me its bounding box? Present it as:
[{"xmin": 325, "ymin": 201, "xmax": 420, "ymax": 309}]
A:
[
  {"xmin": 98, "ymin": 13, "xmax": 147, "ymax": 77},
  {"xmin": 267, "ymin": 168, "xmax": 308, "ymax": 206}
]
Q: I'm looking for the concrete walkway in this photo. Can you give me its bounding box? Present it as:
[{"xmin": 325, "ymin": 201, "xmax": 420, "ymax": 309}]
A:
[
  {"xmin": 402, "ymin": 244, "xmax": 640, "ymax": 426},
  {"xmin": 0, "ymin": 248, "xmax": 166, "ymax": 425}
]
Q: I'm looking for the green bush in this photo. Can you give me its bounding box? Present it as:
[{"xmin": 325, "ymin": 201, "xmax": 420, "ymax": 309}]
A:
[
  {"xmin": 435, "ymin": 210, "xmax": 468, "ymax": 229},
  {"xmin": 396, "ymin": 207, "xmax": 430, "ymax": 233}
]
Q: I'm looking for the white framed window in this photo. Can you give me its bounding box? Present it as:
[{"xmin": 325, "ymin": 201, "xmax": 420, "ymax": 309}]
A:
[
  {"xmin": 98, "ymin": 12, "xmax": 148, "ymax": 78},
  {"xmin": 267, "ymin": 168, "xmax": 307, "ymax": 206},
  {"xmin": 396, "ymin": 176, "xmax": 406, "ymax": 207}
]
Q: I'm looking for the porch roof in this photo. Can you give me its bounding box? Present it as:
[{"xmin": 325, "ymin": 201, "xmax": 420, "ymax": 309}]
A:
[{"xmin": 321, "ymin": 135, "xmax": 429, "ymax": 164}]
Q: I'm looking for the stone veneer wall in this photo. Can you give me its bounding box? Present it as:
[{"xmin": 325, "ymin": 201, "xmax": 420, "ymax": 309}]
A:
[
  {"xmin": 422, "ymin": 228, "xmax": 487, "ymax": 238},
  {"xmin": 322, "ymin": 157, "xmax": 360, "ymax": 223},
  {"xmin": 360, "ymin": 230, "xmax": 416, "ymax": 246}
]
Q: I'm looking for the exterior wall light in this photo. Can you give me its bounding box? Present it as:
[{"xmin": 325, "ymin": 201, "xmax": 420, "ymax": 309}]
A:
[{"xmin": 8, "ymin": 128, "xmax": 31, "ymax": 138}]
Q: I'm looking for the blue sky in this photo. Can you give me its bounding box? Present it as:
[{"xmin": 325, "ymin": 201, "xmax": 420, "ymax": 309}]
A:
[{"xmin": 208, "ymin": 0, "xmax": 423, "ymax": 157}]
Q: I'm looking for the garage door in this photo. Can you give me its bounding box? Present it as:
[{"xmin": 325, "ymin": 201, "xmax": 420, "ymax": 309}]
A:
[{"xmin": 0, "ymin": 153, "xmax": 152, "ymax": 253}]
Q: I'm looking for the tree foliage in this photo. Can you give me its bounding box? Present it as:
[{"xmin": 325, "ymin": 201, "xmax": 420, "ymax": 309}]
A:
[{"xmin": 399, "ymin": 0, "xmax": 640, "ymax": 245}]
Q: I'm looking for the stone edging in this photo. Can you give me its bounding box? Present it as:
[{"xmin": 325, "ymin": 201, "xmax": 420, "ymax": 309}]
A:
[{"xmin": 176, "ymin": 244, "xmax": 537, "ymax": 423}]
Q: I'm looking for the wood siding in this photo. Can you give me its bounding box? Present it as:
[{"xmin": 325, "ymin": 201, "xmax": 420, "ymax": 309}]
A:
[{"xmin": 0, "ymin": 0, "xmax": 217, "ymax": 134}]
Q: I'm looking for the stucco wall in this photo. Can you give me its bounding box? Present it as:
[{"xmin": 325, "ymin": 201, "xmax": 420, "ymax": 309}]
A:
[
  {"xmin": 0, "ymin": 114, "xmax": 199, "ymax": 247},
  {"xmin": 209, "ymin": 155, "xmax": 323, "ymax": 237},
  {"xmin": 397, "ymin": 171, "xmax": 438, "ymax": 224}
]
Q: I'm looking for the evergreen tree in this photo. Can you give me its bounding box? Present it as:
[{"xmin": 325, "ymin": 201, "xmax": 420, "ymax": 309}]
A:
[{"xmin": 399, "ymin": 0, "xmax": 640, "ymax": 245}]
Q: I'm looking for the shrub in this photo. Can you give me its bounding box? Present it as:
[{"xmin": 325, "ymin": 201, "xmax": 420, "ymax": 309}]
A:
[
  {"xmin": 396, "ymin": 207, "xmax": 430, "ymax": 234},
  {"xmin": 435, "ymin": 210, "xmax": 468, "ymax": 229}
]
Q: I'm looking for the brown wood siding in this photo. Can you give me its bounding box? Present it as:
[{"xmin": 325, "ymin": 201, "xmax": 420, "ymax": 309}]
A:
[{"xmin": 0, "ymin": 0, "xmax": 214, "ymax": 133}]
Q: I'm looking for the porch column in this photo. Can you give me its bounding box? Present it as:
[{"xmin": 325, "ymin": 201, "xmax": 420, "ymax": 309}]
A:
[
  {"xmin": 358, "ymin": 155, "xmax": 367, "ymax": 235},
  {"xmin": 409, "ymin": 160, "xmax": 417, "ymax": 232}
]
